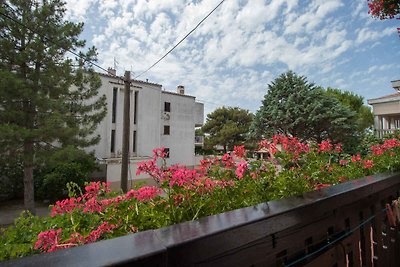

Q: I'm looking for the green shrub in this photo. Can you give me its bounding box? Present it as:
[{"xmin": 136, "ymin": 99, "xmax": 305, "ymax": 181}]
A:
[{"xmin": 35, "ymin": 146, "xmax": 97, "ymax": 201}]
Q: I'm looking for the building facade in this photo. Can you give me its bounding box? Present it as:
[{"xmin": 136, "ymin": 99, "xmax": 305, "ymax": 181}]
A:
[
  {"xmin": 86, "ymin": 70, "xmax": 204, "ymax": 188},
  {"xmin": 368, "ymin": 80, "xmax": 400, "ymax": 138}
]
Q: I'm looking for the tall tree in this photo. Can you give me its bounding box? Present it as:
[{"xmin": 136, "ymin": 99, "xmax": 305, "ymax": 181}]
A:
[
  {"xmin": 0, "ymin": 0, "xmax": 106, "ymax": 213},
  {"xmin": 326, "ymin": 88, "xmax": 373, "ymax": 133},
  {"xmin": 202, "ymin": 107, "xmax": 253, "ymax": 152},
  {"xmin": 251, "ymin": 71, "xmax": 356, "ymax": 144}
]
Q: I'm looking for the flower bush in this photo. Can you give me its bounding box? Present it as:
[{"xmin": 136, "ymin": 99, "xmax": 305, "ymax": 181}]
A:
[{"xmin": 2, "ymin": 134, "xmax": 400, "ymax": 261}]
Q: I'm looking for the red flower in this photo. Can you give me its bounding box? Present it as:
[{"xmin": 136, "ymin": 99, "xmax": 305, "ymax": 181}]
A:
[
  {"xmin": 315, "ymin": 183, "xmax": 331, "ymax": 190},
  {"xmin": 235, "ymin": 160, "xmax": 248, "ymax": 179},
  {"xmin": 351, "ymin": 154, "xmax": 361, "ymax": 162},
  {"xmin": 35, "ymin": 228, "xmax": 63, "ymax": 253},
  {"xmin": 233, "ymin": 145, "xmax": 246, "ymax": 158},
  {"xmin": 362, "ymin": 159, "xmax": 374, "ymax": 169},
  {"xmin": 318, "ymin": 140, "xmax": 333, "ymax": 153}
]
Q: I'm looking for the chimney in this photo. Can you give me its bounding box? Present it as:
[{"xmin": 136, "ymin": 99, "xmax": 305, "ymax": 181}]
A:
[
  {"xmin": 177, "ymin": 85, "xmax": 185, "ymax": 95},
  {"xmin": 391, "ymin": 80, "xmax": 400, "ymax": 92},
  {"xmin": 107, "ymin": 67, "xmax": 116, "ymax": 76}
]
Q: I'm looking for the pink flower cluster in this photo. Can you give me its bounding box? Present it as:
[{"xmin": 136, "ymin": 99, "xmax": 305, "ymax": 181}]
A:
[
  {"xmin": 84, "ymin": 222, "xmax": 117, "ymax": 243},
  {"xmin": 235, "ymin": 160, "xmax": 248, "ymax": 179},
  {"xmin": 35, "ymin": 222, "xmax": 117, "ymax": 253},
  {"xmin": 371, "ymin": 138, "xmax": 400, "ymax": 155},
  {"xmin": 234, "ymin": 145, "xmax": 246, "ymax": 158},
  {"xmin": 259, "ymin": 135, "xmax": 310, "ymax": 160},
  {"xmin": 126, "ymin": 186, "xmax": 162, "ymax": 201},
  {"xmin": 51, "ymin": 182, "xmax": 162, "ymax": 217},
  {"xmin": 83, "ymin": 182, "xmax": 111, "ymax": 199},
  {"xmin": 35, "ymin": 228, "xmax": 64, "ymax": 253},
  {"xmin": 318, "ymin": 140, "xmax": 333, "ymax": 153}
]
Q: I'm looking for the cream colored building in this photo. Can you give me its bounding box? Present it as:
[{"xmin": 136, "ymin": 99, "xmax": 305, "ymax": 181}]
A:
[
  {"xmin": 86, "ymin": 70, "xmax": 204, "ymax": 189},
  {"xmin": 368, "ymin": 80, "xmax": 400, "ymax": 138}
]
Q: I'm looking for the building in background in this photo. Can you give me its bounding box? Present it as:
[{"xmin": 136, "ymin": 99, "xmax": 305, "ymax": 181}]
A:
[
  {"xmin": 86, "ymin": 69, "xmax": 204, "ymax": 189},
  {"xmin": 368, "ymin": 80, "xmax": 400, "ymax": 138}
]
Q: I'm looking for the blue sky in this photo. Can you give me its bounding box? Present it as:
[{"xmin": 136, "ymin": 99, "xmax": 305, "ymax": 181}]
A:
[{"xmin": 64, "ymin": 0, "xmax": 400, "ymax": 115}]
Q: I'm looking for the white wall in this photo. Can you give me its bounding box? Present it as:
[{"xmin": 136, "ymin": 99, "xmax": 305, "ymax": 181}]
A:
[{"xmin": 161, "ymin": 92, "xmax": 196, "ymax": 166}]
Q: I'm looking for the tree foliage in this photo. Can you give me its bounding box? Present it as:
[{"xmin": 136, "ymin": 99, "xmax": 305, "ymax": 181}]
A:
[
  {"xmin": 202, "ymin": 107, "xmax": 253, "ymax": 152},
  {"xmin": 251, "ymin": 71, "xmax": 357, "ymax": 146},
  {"xmin": 326, "ymin": 87, "xmax": 373, "ymax": 133},
  {"xmin": 0, "ymin": 0, "xmax": 106, "ymax": 212}
]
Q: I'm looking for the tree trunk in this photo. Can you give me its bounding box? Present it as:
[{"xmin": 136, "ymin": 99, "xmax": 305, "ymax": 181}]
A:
[{"xmin": 23, "ymin": 141, "xmax": 35, "ymax": 214}]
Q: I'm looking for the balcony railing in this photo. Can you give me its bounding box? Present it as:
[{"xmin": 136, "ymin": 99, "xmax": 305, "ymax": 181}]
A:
[
  {"xmin": 375, "ymin": 129, "xmax": 398, "ymax": 138},
  {"xmin": 3, "ymin": 172, "xmax": 400, "ymax": 267}
]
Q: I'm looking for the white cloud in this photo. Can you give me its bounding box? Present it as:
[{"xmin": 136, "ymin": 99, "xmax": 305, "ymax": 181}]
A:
[{"xmin": 356, "ymin": 27, "xmax": 394, "ymax": 44}]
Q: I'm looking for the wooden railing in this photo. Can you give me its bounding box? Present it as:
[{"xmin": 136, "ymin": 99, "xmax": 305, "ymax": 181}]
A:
[{"xmin": 2, "ymin": 172, "xmax": 400, "ymax": 267}]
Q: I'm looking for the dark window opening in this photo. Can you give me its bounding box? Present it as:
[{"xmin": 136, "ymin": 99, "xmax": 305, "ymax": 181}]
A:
[
  {"xmin": 164, "ymin": 125, "xmax": 170, "ymax": 135},
  {"xmin": 112, "ymin": 87, "xmax": 118, "ymax": 123},
  {"xmin": 164, "ymin": 102, "xmax": 171, "ymax": 112},
  {"xmin": 132, "ymin": 130, "xmax": 137, "ymax": 153},
  {"xmin": 134, "ymin": 91, "xmax": 138, "ymax": 124},
  {"xmin": 111, "ymin": 130, "xmax": 116, "ymax": 153},
  {"xmin": 164, "ymin": 148, "xmax": 170, "ymax": 158}
]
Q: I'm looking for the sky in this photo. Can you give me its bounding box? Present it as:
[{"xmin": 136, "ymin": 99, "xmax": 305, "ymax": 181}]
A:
[{"xmin": 64, "ymin": 0, "xmax": 400, "ymax": 115}]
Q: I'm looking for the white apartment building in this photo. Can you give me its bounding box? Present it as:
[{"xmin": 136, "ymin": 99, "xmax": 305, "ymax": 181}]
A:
[{"xmin": 86, "ymin": 70, "xmax": 204, "ymax": 189}]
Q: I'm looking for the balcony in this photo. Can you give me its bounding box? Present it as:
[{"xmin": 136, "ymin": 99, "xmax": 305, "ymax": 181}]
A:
[
  {"xmin": 375, "ymin": 128, "xmax": 398, "ymax": 138},
  {"xmin": 5, "ymin": 172, "xmax": 400, "ymax": 267},
  {"xmin": 195, "ymin": 135, "xmax": 204, "ymax": 146}
]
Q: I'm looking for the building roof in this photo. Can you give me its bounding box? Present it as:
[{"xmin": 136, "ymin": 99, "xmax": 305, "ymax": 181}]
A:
[
  {"xmin": 368, "ymin": 92, "xmax": 400, "ymax": 105},
  {"xmin": 98, "ymin": 72, "xmax": 162, "ymax": 87},
  {"xmin": 162, "ymin": 90, "xmax": 196, "ymax": 99}
]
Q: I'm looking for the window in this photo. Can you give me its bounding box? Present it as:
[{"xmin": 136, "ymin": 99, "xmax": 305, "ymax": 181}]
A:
[
  {"xmin": 132, "ymin": 130, "xmax": 137, "ymax": 153},
  {"xmin": 110, "ymin": 130, "xmax": 116, "ymax": 153},
  {"xmin": 134, "ymin": 91, "xmax": 138, "ymax": 124},
  {"xmin": 112, "ymin": 87, "xmax": 118, "ymax": 123},
  {"xmin": 164, "ymin": 148, "xmax": 170, "ymax": 158},
  {"xmin": 164, "ymin": 102, "xmax": 171, "ymax": 112},
  {"xmin": 163, "ymin": 125, "xmax": 170, "ymax": 135}
]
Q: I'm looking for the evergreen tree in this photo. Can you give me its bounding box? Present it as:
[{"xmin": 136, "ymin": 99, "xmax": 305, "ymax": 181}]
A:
[
  {"xmin": 251, "ymin": 71, "xmax": 356, "ymax": 145},
  {"xmin": 0, "ymin": 0, "xmax": 107, "ymax": 213}
]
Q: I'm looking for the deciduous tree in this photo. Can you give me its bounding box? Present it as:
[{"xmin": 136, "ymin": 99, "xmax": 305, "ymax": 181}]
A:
[{"xmin": 202, "ymin": 107, "xmax": 253, "ymax": 152}]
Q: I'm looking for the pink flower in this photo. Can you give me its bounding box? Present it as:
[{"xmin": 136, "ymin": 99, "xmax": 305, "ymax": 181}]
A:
[
  {"xmin": 85, "ymin": 222, "xmax": 116, "ymax": 244},
  {"xmin": 362, "ymin": 159, "xmax": 374, "ymax": 169},
  {"xmin": 83, "ymin": 182, "xmax": 111, "ymax": 199},
  {"xmin": 127, "ymin": 186, "xmax": 162, "ymax": 202},
  {"xmin": 50, "ymin": 197, "xmax": 83, "ymax": 217},
  {"xmin": 351, "ymin": 154, "xmax": 361, "ymax": 162},
  {"xmin": 371, "ymin": 145, "xmax": 383, "ymax": 155},
  {"xmin": 235, "ymin": 160, "xmax": 248, "ymax": 179},
  {"xmin": 318, "ymin": 140, "xmax": 333, "ymax": 153},
  {"xmin": 339, "ymin": 159, "xmax": 348, "ymax": 166},
  {"xmin": 152, "ymin": 147, "xmax": 168, "ymax": 160},
  {"xmin": 35, "ymin": 228, "xmax": 63, "ymax": 253},
  {"xmin": 334, "ymin": 143, "xmax": 342, "ymax": 153},
  {"xmin": 83, "ymin": 196, "xmax": 102, "ymax": 213},
  {"xmin": 221, "ymin": 153, "xmax": 235, "ymax": 169},
  {"xmin": 314, "ymin": 183, "xmax": 331, "ymax": 190},
  {"xmin": 233, "ymin": 145, "xmax": 246, "ymax": 158}
]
